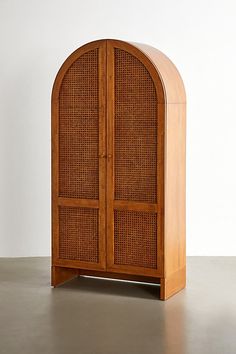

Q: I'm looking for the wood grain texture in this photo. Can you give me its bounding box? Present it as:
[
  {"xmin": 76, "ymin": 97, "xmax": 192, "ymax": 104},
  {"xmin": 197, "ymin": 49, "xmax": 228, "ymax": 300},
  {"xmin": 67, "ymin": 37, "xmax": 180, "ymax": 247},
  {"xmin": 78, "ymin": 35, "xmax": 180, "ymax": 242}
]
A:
[
  {"xmin": 106, "ymin": 40, "xmax": 115, "ymax": 272},
  {"xmin": 51, "ymin": 39, "xmax": 186, "ymax": 300},
  {"xmin": 164, "ymin": 103, "xmax": 186, "ymax": 280},
  {"xmin": 129, "ymin": 40, "xmax": 186, "ymax": 296},
  {"xmin": 114, "ymin": 200, "xmax": 158, "ymax": 213},
  {"xmin": 160, "ymin": 266, "xmax": 186, "ymax": 300},
  {"xmin": 131, "ymin": 42, "xmax": 186, "ymax": 104},
  {"xmin": 51, "ymin": 266, "xmax": 79, "ymax": 287},
  {"xmin": 51, "ymin": 40, "xmax": 107, "ymax": 271},
  {"xmin": 106, "ymin": 40, "xmax": 164, "ymax": 277},
  {"xmin": 58, "ymin": 197, "xmax": 99, "ymax": 208},
  {"xmin": 80, "ymin": 269, "xmax": 160, "ymax": 284}
]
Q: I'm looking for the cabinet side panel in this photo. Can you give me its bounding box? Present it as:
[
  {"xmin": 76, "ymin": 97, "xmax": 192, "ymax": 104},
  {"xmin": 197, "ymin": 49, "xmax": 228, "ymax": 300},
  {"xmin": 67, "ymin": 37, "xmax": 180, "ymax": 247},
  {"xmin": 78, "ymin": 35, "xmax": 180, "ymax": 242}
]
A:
[{"xmin": 164, "ymin": 103, "xmax": 186, "ymax": 277}]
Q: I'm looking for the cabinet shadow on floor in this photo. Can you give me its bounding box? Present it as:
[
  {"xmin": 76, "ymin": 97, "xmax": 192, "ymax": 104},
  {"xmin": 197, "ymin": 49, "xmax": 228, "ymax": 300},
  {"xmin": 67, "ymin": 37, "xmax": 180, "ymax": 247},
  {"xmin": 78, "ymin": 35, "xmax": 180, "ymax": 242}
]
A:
[{"xmin": 52, "ymin": 275, "xmax": 160, "ymax": 300}]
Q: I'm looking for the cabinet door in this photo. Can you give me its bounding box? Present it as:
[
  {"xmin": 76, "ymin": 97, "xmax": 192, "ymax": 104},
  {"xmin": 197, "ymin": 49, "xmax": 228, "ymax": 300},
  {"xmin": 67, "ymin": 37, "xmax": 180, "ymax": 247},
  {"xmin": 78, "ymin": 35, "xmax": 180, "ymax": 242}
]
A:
[
  {"xmin": 106, "ymin": 40, "xmax": 164, "ymax": 277},
  {"xmin": 52, "ymin": 41, "xmax": 106, "ymax": 270}
]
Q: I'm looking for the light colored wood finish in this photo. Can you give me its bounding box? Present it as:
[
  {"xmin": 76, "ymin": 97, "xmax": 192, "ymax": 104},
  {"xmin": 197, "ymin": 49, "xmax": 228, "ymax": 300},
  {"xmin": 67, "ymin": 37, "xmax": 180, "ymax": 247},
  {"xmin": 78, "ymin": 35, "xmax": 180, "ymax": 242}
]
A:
[
  {"xmin": 51, "ymin": 40, "xmax": 107, "ymax": 271},
  {"xmin": 164, "ymin": 103, "xmax": 186, "ymax": 280},
  {"xmin": 114, "ymin": 200, "xmax": 158, "ymax": 213},
  {"xmin": 106, "ymin": 40, "xmax": 115, "ymax": 273},
  {"xmin": 51, "ymin": 39, "xmax": 186, "ymax": 300},
  {"xmin": 160, "ymin": 266, "xmax": 186, "ymax": 300},
  {"xmin": 51, "ymin": 266, "xmax": 79, "ymax": 287},
  {"xmin": 130, "ymin": 41, "xmax": 186, "ymax": 298},
  {"xmin": 58, "ymin": 197, "xmax": 99, "ymax": 208},
  {"xmin": 80, "ymin": 269, "xmax": 160, "ymax": 284},
  {"xmin": 106, "ymin": 40, "xmax": 164, "ymax": 278},
  {"xmin": 132, "ymin": 42, "xmax": 186, "ymax": 104},
  {"xmin": 54, "ymin": 258, "xmax": 106, "ymax": 271},
  {"xmin": 98, "ymin": 41, "xmax": 107, "ymax": 270}
]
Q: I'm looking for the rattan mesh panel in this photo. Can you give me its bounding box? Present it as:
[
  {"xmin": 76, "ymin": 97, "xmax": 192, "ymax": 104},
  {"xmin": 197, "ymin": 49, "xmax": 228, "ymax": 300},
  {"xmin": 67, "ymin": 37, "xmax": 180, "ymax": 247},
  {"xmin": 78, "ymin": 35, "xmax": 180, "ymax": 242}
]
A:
[
  {"xmin": 59, "ymin": 206, "xmax": 99, "ymax": 262},
  {"xmin": 114, "ymin": 210, "xmax": 157, "ymax": 269},
  {"xmin": 114, "ymin": 48, "xmax": 157, "ymax": 203},
  {"xmin": 59, "ymin": 49, "xmax": 99, "ymax": 199}
]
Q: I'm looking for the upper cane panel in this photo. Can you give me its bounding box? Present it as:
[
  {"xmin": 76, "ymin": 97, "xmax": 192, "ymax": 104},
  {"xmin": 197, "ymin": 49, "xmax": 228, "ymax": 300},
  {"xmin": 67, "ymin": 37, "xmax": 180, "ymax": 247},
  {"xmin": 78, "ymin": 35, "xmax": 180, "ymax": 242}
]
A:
[
  {"xmin": 52, "ymin": 38, "xmax": 186, "ymax": 108},
  {"xmin": 51, "ymin": 40, "xmax": 105, "ymax": 102}
]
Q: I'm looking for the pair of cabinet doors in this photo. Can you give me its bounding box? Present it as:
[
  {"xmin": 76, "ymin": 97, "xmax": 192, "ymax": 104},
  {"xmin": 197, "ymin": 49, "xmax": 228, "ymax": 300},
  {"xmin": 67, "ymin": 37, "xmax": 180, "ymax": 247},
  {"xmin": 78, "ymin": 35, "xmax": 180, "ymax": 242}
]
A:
[{"xmin": 52, "ymin": 39, "xmax": 164, "ymax": 279}]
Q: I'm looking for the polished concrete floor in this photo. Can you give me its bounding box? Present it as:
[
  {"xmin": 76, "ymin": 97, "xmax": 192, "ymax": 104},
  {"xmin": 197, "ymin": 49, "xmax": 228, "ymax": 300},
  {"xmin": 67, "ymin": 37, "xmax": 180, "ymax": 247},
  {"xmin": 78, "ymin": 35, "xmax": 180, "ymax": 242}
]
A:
[{"xmin": 0, "ymin": 257, "xmax": 236, "ymax": 354}]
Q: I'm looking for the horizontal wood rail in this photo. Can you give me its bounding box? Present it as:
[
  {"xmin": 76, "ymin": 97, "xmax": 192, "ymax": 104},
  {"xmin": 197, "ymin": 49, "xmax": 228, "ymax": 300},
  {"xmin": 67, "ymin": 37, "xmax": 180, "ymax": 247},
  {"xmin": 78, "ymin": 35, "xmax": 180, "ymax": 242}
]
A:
[
  {"xmin": 58, "ymin": 197, "xmax": 99, "ymax": 208},
  {"xmin": 113, "ymin": 200, "xmax": 158, "ymax": 212}
]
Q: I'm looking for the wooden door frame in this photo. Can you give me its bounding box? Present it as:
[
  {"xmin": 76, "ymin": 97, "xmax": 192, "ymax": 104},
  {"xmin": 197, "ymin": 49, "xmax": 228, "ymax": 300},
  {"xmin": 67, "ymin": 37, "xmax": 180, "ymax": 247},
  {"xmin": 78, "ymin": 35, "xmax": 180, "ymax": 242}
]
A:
[
  {"xmin": 51, "ymin": 40, "xmax": 107, "ymax": 271},
  {"xmin": 106, "ymin": 39, "xmax": 165, "ymax": 277}
]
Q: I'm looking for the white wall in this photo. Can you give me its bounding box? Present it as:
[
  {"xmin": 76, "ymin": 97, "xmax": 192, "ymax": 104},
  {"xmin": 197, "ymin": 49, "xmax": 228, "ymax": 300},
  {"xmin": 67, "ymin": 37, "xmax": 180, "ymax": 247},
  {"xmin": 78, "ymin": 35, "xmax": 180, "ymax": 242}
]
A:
[{"xmin": 0, "ymin": 0, "xmax": 236, "ymax": 256}]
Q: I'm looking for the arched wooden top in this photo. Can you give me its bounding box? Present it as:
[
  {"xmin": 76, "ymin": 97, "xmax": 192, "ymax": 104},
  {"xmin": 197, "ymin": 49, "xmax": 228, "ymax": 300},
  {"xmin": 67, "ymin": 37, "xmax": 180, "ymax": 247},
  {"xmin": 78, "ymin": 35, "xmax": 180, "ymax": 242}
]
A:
[
  {"xmin": 130, "ymin": 42, "xmax": 186, "ymax": 104},
  {"xmin": 52, "ymin": 39, "xmax": 186, "ymax": 105}
]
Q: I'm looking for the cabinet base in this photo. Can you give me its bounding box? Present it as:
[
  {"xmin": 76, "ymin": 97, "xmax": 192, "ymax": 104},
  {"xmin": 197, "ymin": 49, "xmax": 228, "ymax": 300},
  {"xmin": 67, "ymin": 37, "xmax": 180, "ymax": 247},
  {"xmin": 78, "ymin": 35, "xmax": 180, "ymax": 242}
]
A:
[
  {"xmin": 51, "ymin": 266, "xmax": 186, "ymax": 300},
  {"xmin": 51, "ymin": 266, "xmax": 79, "ymax": 287},
  {"xmin": 160, "ymin": 267, "xmax": 186, "ymax": 300}
]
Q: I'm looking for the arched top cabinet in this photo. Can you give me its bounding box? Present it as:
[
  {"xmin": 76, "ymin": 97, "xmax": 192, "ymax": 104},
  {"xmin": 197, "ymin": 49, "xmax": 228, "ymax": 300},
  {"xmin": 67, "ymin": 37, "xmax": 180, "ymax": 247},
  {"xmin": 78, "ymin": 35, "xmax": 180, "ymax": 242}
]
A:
[
  {"xmin": 52, "ymin": 39, "xmax": 186, "ymax": 105},
  {"xmin": 51, "ymin": 39, "xmax": 186, "ymax": 300}
]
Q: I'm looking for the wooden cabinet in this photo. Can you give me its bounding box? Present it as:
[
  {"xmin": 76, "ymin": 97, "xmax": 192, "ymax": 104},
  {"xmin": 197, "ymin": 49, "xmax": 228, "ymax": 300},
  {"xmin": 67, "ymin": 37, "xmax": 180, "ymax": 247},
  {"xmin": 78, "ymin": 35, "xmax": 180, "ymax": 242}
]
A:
[{"xmin": 51, "ymin": 39, "xmax": 186, "ymax": 300}]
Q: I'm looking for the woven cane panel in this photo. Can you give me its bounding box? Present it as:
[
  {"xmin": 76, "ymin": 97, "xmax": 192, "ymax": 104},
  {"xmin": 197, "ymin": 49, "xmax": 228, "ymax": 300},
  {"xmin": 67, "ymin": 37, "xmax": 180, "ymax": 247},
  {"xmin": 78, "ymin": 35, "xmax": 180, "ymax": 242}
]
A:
[
  {"xmin": 114, "ymin": 48, "xmax": 157, "ymax": 203},
  {"xmin": 114, "ymin": 210, "xmax": 157, "ymax": 269},
  {"xmin": 59, "ymin": 207, "xmax": 99, "ymax": 262},
  {"xmin": 59, "ymin": 49, "xmax": 99, "ymax": 199}
]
